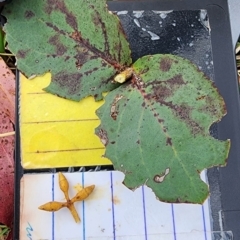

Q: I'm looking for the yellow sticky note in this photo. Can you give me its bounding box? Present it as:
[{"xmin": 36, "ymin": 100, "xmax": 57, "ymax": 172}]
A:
[{"xmin": 20, "ymin": 73, "xmax": 111, "ymax": 169}]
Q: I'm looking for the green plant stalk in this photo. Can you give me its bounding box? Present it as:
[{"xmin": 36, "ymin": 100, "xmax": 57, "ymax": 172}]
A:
[
  {"xmin": 0, "ymin": 224, "xmax": 10, "ymax": 237},
  {"xmin": 0, "ymin": 27, "xmax": 5, "ymax": 53}
]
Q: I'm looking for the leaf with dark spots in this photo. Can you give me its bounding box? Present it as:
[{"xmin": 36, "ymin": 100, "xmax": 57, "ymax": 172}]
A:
[
  {"xmin": 24, "ymin": 10, "xmax": 35, "ymax": 19},
  {"xmin": 96, "ymin": 54, "xmax": 230, "ymax": 204},
  {"xmin": 16, "ymin": 49, "xmax": 30, "ymax": 59},
  {"xmin": 44, "ymin": 0, "xmax": 78, "ymax": 30},
  {"xmin": 48, "ymin": 35, "xmax": 68, "ymax": 56},
  {"xmin": 159, "ymin": 57, "xmax": 174, "ymax": 72},
  {"xmin": 0, "ymin": 57, "xmax": 15, "ymax": 238},
  {"xmin": 166, "ymin": 137, "xmax": 172, "ymax": 146},
  {"xmin": 3, "ymin": 0, "xmax": 131, "ymax": 101}
]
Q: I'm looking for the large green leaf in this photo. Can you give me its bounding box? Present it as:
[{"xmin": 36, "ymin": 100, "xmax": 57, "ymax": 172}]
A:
[
  {"xmin": 96, "ymin": 54, "xmax": 230, "ymax": 204},
  {"xmin": 3, "ymin": 0, "xmax": 131, "ymax": 101}
]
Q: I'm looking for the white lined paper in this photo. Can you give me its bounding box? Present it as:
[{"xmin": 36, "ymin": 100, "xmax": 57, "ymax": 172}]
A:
[{"xmin": 20, "ymin": 171, "xmax": 212, "ymax": 240}]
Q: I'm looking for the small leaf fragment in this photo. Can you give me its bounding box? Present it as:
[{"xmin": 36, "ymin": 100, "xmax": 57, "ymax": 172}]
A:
[{"xmin": 96, "ymin": 54, "xmax": 230, "ymax": 204}]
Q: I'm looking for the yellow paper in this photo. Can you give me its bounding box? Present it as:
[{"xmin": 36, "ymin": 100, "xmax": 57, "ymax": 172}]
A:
[{"xmin": 20, "ymin": 73, "xmax": 111, "ymax": 169}]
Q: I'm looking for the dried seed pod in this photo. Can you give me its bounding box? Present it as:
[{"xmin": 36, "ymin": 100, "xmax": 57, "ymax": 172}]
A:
[
  {"xmin": 38, "ymin": 173, "xmax": 95, "ymax": 224},
  {"xmin": 71, "ymin": 185, "xmax": 95, "ymax": 203},
  {"xmin": 67, "ymin": 204, "xmax": 80, "ymax": 223},
  {"xmin": 38, "ymin": 201, "xmax": 66, "ymax": 212},
  {"xmin": 58, "ymin": 172, "xmax": 69, "ymax": 200}
]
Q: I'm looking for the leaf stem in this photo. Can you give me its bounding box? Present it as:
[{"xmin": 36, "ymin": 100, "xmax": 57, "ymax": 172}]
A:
[
  {"xmin": 114, "ymin": 68, "xmax": 133, "ymax": 83},
  {"xmin": 0, "ymin": 53, "xmax": 14, "ymax": 56}
]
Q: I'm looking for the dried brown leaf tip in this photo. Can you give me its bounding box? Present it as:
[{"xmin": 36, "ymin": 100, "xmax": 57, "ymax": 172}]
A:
[{"xmin": 38, "ymin": 172, "xmax": 95, "ymax": 223}]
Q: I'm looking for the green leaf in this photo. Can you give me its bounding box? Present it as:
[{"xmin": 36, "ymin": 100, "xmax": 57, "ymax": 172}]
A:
[
  {"xmin": 0, "ymin": 225, "xmax": 10, "ymax": 237},
  {"xmin": 3, "ymin": 0, "xmax": 131, "ymax": 101},
  {"xmin": 96, "ymin": 54, "xmax": 230, "ymax": 204}
]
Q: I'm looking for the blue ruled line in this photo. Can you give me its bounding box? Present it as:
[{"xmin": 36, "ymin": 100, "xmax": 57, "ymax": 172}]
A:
[
  {"xmin": 202, "ymin": 205, "xmax": 207, "ymax": 240},
  {"xmin": 82, "ymin": 172, "xmax": 86, "ymax": 240},
  {"xmin": 110, "ymin": 172, "xmax": 116, "ymax": 240},
  {"xmin": 171, "ymin": 204, "xmax": 177, "ymax": 240},
  {"xmin": 142, "ymin": 186, "xmax": 148, "ymax": 240},
  {"xmin": 52, "ymin": 174, "xmax": 55, "ymax": 240}
]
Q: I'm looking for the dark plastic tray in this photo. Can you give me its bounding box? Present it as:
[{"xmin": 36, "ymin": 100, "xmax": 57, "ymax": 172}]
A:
[{"xmin": 14, "ymin": 0, "xmax": 240, "ymax": 239}]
